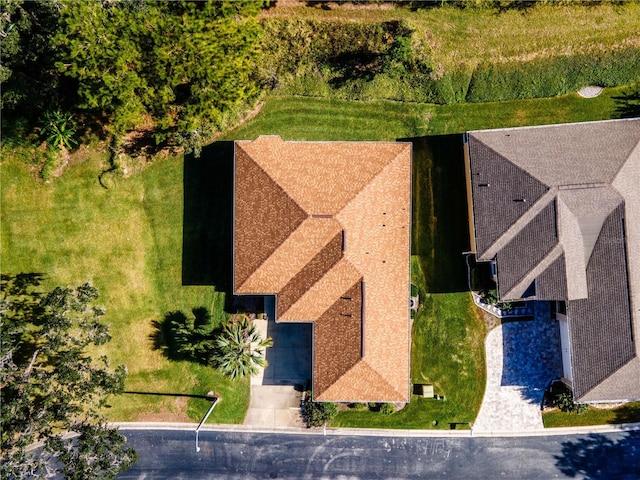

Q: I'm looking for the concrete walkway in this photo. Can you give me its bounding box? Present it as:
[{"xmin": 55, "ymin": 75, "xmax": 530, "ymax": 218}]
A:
[
  {"xmin": 244, "ymin": 318, "xmax": 312, "ymax": 428},
  {"xmin": 474, "ymin": 315, "xmax": 563, "ymax": 433}
]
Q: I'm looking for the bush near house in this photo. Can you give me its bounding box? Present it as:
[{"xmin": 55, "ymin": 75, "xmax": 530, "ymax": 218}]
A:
[{"xmin": 304, "ymin": 394, "xmax": 338, "ymax": 427}]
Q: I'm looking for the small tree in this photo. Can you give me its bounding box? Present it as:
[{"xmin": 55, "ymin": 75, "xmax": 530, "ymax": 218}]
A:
[
  {"xmin": 379, "ymin": 403, "xmax": 395, "ymax": 415},
  {"xmin": 213, "ymin": 315, "xmax": 272, "ymax": 380}
]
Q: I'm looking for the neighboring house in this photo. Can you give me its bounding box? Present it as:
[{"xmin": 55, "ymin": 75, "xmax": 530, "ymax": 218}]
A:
[
  {"xmin": 233, "ymin": 136, "xmax": 412, "ymax": 402},
  {"xmin": 465, "ymin": 118, "xmax": 640, "ymax": 403}
]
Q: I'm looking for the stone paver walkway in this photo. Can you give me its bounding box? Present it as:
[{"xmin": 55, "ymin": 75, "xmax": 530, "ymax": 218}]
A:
[{"xmin": 474, "ymin": 311, "xmax": 563, "ymax": 433}]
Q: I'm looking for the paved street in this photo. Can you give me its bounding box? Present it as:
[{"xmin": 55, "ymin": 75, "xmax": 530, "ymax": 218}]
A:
[{"xmin": 117, "ymin": 429, "xmax": 640, "ymax": 479}]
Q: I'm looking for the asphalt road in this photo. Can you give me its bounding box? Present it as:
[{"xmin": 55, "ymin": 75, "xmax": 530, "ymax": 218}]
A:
[{"xmin": 117, "ymin": 429, "xmax": 640, "ymax": 479}]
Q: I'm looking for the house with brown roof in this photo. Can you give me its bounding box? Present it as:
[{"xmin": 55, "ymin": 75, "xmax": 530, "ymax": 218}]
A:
[
  {"xmin": 465, "ymin": 118, "xmax": 640, "ymax": 403},
  {"xmin": 233, "ymin": 136, "xmax": 412, "ymax": 402}
]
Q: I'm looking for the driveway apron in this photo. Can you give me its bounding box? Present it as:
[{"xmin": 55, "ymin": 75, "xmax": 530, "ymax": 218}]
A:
[
  {"xmin": 474, "ymin": 313, "xmax": 563, "ymax": 433},
  {"xmin": 243, "ymin": 318, "xmax": 312, "ymax": 428}
]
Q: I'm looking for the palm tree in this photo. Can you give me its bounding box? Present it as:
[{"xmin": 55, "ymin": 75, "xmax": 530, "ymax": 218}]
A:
[{"xmin": 214, "ymin": 315, "xmax": 273, "ymax": 380}]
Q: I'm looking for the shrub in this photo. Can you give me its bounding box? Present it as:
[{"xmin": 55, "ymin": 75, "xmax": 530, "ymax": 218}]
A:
[
  {"xmin": 466, "ymin": 48, "xmax": 640, "ymax": 103},
  {"xmin": 259, "ymin": 18, "xmax": 433, "ymax": 102},
  {"xmin": 553, "ymin": 391, "xmax": 588, "ymax": 414},
  {"xmin": 305, "ymin": 394, "xmax": 338, "ymax": 427},
  {"xmin": 379, "ymin": 403, "xmax": 395, "ymax": 415}
]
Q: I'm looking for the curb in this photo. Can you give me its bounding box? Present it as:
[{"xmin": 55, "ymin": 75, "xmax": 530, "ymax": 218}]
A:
[{"xmin": 112, "ymin": 421, "xmax": 640, "ymax": 438}]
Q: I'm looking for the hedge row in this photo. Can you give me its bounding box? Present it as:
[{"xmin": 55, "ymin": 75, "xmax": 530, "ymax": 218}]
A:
[{"xmin": 466, "ymin": 48, "xmax": 640, "ymax": 102}]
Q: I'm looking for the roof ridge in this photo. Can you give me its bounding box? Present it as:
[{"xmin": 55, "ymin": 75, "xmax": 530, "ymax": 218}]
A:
[
  {"xmin": 278, "ymin": 257, "xmax": 360, "ymax": 321},
  {"xmin": 336, "ymin": 144, "xmax": 410, "ymax": 218},
  {"xmin": 315, "ymin": 358, "xmax": 405, "ymax": 402},
  {"xmin": 577, "ymin": 356, "xmax": 640, "ymax": 402},
  {"xmin": 276, "ymin": 233, "xmax": 346, "ymax": 319},
  {"xmin": 235, "ymin": 144, "xmax": 308, "ymax": 292},
  {"xmin": 500, "ymin": 243, "xmax": 563, "ymax": 300},
  {"xmin": 481, "ymin": 189, "xmax": 556, "ymax": 260},
  {"xmin": 612, "ymin": 136, "xmax": 640, "ymax": 186},
  {"xmin": 359, "ymin": 358, "xmax": 407, "ymax": 399},
  {"xmin": 473, "ymin": 137, "xmax": 553, "ymax": 188}
]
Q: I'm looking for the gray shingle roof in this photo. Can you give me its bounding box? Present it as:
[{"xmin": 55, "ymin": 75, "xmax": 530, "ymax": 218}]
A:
[
  {"xmin": 468, "ymin": 136, "xmax": 549, "ymax": 258},
  {"xmin": 469, "ymin": 120, "xmax": 639, "ymax": 186},
  {"xmin": 467, "ymin": 118, "xmax": 640, "ymax": 403},
  {"xmin": 536, "ymin": 253, "xmax": 567, "ymax": 301},
  {"xmin": 495, "ymin": 201, "xmax": 557, "ymax": 300},
  {"xmin": 568, "ymin": 205, "xmax": 635, "ymax": 400}
]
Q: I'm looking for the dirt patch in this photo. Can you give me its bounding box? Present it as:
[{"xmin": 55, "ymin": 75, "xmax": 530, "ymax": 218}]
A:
[
  {"xmin": 135, "ymin": 397, "xmax": 192, "ymax": 423},
  {"xmin": 269, "ymin": 0, "xmax": 395, "ymax": 10},
  {"xmin": 472, "ymin": 303, "xmax": 501, "ymax": 331},
  {"xmin": 136, "ymin": 411, "xmax": 192, "ymax": 423}
]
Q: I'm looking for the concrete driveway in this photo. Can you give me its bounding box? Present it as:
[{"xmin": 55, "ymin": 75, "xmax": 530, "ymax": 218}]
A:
[
  {"xmin": 473, "ymin": 314, "xmax": 563, "ymax": 433},
  {"xmin": 243, "ymin": 318, "xmax": 312, "ymax": 428}
]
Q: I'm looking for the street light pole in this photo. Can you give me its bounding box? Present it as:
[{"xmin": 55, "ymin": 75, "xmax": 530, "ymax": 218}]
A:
[{"xmin": 195, "ymin": 397, "xmax": 219, "ymax": 453}]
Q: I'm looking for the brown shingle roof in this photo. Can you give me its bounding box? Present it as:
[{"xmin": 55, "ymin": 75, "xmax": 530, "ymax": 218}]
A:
[
  {"xmin": 234, "ymin": 136, "xmax": 411, "ymax": 402},
  {"xmin": 234, "ymin": 146, "xmax": 307, "ymax": 290}
]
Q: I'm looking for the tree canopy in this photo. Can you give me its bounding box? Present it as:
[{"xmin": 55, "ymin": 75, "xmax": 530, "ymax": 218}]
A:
[
  {"xmin": 0, "ymin": 274, "xmax": 136, "ymax": 479},
  {"xmin": 54, "ymin": 0, "xmax": 265, "ymax": 154}
]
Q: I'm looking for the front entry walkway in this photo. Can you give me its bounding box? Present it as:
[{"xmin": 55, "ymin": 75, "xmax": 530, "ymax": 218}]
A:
[
  {"xmin": 473, "ymin": 314, "xmax": 563, "ymax": 433},
  {"xmin": 243, "ymin": 318, "xmax": 312, "ymax": 428}
]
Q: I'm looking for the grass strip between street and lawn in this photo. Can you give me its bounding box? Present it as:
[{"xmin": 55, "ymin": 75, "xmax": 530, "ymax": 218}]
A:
[
  {"xmin": 2, "ymin": 85, "xmax": 636, "ymax": 426},
  {"xmin": 543, "ymin": 402, "xmax": 640, "ymax": 428}
]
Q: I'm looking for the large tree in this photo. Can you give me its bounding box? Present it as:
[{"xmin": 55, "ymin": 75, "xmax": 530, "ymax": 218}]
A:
[
  {"xmin": 0, "ymin": 274, "xmax": 137, "ymax": 479},
  {"xmin": 55, "ymin": 0, "xmax": 265, "ymax": 154}
]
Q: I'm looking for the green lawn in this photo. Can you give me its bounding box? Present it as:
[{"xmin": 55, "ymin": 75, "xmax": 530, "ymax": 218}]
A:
[
  {"xmin": 0, "ymin": 147, "xmax": 248, "ymax": 424},
  {"xmin": 230, "ymin": 85, "xmax": 631, "ymax": 140},
  {"xmin": 543, "ymin": 402, "xmax": 640, "ymax": 428},
  {"xmin": 2, "ymin": 86, "xmax": 632, "ymax": 425}
]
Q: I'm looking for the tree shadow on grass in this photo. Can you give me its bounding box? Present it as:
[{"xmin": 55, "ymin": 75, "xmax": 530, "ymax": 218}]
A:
[
  {"xmin": 402, "ymin": 134, "xmax": 470, "ymax": 294},
  {"xmin": 554, "ymin": 432, "xmax": 640, "ymax": 479},
  {"xmin": 612, "ymin": 403, "xmax": 640, "ymax": 425},
  {"xmin": 182, "ymin": 141, "xmax": 234, "ymax": 292},
  {"xmin": 612, "ymin": 83, "xmax": 640, "ymax": 119}
]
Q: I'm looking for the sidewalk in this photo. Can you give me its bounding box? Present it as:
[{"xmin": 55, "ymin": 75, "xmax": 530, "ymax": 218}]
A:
[{"xmin": 113, "ymin": 421, "xmax": 640, "ymax": 438}]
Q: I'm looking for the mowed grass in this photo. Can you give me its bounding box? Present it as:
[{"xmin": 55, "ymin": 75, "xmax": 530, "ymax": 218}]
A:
[
  {"xmin": 262, "ymin": 2, "xmax": 640, "ymax": 69},
  {"xmin": 2, "ymin": 85, "xmax": 630, "ymax": 426},
  {"xmin": 543, "ymin": 402, "xmax": 640, "ymax": 428},
  {"xmin": 227, "ymin": 97, "xmax": 433, "ymax": 141},
  {"xmin": 232, "ymin": 86, "xmax": 630, "ymax": 140},
  {"xmin": 1, "ymin": 149, "xmax": 248, "ymax": 424}
]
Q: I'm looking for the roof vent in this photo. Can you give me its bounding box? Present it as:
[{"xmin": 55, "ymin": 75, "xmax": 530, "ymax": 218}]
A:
[
  {"xmin": 513, "ymin": 198, "xmax": 527, "ymax": 203},
  {"xmin": 479, "ymin": 183, "xmax": 490, "ymax": 187}
]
